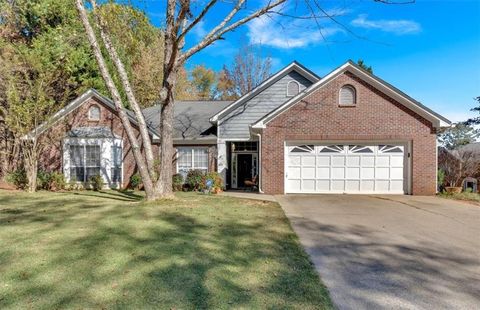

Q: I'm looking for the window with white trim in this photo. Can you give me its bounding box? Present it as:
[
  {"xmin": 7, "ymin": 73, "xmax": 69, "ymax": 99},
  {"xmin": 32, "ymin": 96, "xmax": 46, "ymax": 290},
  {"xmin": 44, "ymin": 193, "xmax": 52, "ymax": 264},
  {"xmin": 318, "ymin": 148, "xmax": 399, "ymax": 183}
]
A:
[
  {"xmin": 287, "ymin": 81, "xmax": 300, "ymax": 97},
  {"xmin": 339, "ymin": 85, "xmax": 356, "ymax": 106},
  {"xmin": 177, "ymin": 147, "xmax": 209, "ymax": 176},
  {"xmin": 88, "ymin": 105, "xmax": 101, "ymax": 121},
  {"xmin": 111, "ymin": 145, "xmax": 122, "ymax": 183},
  {"xmin": 69, "ymin": 145, "xmax": 101, "ymax": 182}
]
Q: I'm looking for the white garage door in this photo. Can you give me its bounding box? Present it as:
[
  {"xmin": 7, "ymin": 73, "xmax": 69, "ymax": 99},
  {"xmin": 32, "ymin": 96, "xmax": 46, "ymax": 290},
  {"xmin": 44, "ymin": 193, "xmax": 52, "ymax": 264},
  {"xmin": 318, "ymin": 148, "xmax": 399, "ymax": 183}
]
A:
[{"xmin": 286, "ymin": 144, "xmax": 407, "ymax": 194}]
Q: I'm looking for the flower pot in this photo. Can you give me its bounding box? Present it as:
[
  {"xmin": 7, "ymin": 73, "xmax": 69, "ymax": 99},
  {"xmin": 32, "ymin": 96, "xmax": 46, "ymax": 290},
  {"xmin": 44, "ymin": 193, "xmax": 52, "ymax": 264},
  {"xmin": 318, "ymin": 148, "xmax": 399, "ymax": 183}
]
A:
[{"xmin": 445, "ymin": 187, "xmax": 462, "ymax": 194}]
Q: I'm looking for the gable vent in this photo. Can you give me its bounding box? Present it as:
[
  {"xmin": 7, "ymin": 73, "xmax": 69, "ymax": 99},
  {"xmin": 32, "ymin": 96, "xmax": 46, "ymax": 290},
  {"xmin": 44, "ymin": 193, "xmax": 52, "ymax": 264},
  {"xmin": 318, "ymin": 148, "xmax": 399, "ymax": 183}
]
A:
[
  {"xmin": 339, "ymin": 85, "xmax": 356, "ymax": 106},
  {"xmin": 287, "ymin": 81, "xmax": 300, "ymax": 97}
]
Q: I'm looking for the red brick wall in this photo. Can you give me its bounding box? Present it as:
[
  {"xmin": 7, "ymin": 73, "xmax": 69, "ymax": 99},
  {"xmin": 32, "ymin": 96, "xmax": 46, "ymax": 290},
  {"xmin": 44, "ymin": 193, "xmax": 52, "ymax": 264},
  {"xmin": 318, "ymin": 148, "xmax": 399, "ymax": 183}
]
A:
[
  {"xmin": 39, "ymin": 96, "xmax": 219, "ymax": 188},
  {"xmin": 38, "ymin": 97, "xmax": 158, "ymax": 188},
  {"xmin": 261, "ymin": 71, "xmax": 437, "ymax": 195}
]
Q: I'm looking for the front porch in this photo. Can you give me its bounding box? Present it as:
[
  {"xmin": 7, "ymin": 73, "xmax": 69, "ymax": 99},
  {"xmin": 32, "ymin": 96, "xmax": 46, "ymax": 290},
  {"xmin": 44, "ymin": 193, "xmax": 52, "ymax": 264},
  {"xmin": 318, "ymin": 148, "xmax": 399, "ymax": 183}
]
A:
[{"xmin": 223, "ymin": 141, "xmax": 259, "ymax": 191}]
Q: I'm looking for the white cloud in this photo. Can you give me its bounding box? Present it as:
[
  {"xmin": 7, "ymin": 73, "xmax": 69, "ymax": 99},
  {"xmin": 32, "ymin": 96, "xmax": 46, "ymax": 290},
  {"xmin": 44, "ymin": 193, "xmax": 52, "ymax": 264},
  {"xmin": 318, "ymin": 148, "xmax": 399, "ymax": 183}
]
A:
[
  {"xmin": 247, "ymin": 15, "xmax": 343, "ymax": 49},
  {"xmin": 351, "ymin": 14, "xmax": 421, "ymax": 35}
]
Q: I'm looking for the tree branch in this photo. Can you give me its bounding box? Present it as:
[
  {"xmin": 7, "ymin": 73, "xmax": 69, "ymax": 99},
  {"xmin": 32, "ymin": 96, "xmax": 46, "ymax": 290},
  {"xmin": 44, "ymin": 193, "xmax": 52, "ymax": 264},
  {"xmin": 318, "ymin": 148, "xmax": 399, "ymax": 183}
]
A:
[
  {"xmin": 89, "ymin": 0, "xmax": 157, "ymax": 180},
  {"xmin": 75, "ymin": 0, "xmax": 154, "ymax": 192},
  {"xmin": 177, "ymin": 0, "xmax": 217, "ymax": 42},
  {"xmin": 179, "ymin": 0, "xmax": 286, "ymax": 63}
]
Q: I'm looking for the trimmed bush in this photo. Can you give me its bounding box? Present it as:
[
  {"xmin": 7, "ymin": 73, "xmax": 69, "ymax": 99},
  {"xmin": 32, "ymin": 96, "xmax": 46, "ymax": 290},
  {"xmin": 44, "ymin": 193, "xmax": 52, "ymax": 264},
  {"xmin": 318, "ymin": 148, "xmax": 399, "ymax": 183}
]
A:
[
  {"xmin": 49, "ymin": 172, "xmax": 66, "ymax": 191},
  {"xmin": 6, "ymin": 169, "xmax": 28, "ymax": 190},
  {"xmin": 185, "ymin": 170, "xmax": 204, "ymax": 191},
  {"xmin": 129, "ymin": 173, "xmax": 142, "ymax": 190},
  {"xmin": 89, "ymin": 175, "xmax": 103, "ymax": 191},
  {"xmin": 172, "ymin": 173, "xmax": 184, "ymax": 191}
]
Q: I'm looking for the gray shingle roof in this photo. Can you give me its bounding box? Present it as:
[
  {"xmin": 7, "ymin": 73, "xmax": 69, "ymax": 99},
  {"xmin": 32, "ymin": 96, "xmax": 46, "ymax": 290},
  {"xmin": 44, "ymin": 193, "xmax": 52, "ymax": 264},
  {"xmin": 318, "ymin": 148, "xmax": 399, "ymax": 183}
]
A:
[
  {"xmin": 142, "ymin": 100, "xmax": 232, "ymax": 142},
  {"xmin": 68, "ymin": 126, "xmax": 120, "ymax": 139}
]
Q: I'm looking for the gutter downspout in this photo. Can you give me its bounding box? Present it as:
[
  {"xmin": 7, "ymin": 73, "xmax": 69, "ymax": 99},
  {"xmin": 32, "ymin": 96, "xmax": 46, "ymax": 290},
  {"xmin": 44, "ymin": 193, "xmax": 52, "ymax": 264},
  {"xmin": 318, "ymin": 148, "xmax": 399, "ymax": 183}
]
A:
[{"xmin": 254, "ymin": 132, "xmax": 264, "ymax": 193}]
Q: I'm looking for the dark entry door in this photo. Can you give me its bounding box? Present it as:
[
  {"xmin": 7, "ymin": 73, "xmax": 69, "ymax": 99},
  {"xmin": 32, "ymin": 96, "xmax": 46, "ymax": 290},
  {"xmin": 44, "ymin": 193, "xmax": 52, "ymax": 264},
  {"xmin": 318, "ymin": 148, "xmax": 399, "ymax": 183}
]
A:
[{"xmin": 237, "ymin": 154, "xmax": 252, "ymax": 188}]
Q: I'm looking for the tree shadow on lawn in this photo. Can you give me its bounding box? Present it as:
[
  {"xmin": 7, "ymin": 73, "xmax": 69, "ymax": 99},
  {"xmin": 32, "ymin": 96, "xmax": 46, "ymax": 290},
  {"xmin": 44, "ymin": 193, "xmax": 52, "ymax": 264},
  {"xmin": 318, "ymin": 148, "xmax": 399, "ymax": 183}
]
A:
[{"xmin": 0, "ymin": 193, "xmax": 332, "ymax": 309}]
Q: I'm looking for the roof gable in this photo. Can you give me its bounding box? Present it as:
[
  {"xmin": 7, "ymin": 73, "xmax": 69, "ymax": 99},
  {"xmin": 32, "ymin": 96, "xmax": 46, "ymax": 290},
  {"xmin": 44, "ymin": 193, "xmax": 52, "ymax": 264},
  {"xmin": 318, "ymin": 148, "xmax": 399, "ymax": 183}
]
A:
[
  {"xmin": 251, "ymin": 60, "xmax": 451, "ymax": 130},
  {"xmin": 24, "ymin": 89, "xmax": 158, "ymax": 139},
  {"xmin": 210, "ymin": 61, "xmax": 320, "ymax": 123}
]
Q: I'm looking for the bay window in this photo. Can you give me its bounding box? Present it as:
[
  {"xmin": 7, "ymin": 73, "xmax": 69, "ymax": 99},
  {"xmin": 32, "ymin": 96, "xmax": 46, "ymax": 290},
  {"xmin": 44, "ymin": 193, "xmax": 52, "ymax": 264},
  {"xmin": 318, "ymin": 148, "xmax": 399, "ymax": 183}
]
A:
[
  {"xmin": 177, "ymin": 147, "xmax": 209, "ymax": 176},
  {"xmin": 69, "ymin": 145, "xmax": 101, "ymax": 182}
]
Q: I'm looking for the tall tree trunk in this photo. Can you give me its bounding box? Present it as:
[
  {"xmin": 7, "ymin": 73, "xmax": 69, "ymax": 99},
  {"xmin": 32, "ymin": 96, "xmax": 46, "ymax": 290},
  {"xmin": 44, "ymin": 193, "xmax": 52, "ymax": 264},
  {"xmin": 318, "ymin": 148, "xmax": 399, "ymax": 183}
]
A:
[{"xmin": 23, "ymin": 139, "xmax": 37, "ymax": 193}]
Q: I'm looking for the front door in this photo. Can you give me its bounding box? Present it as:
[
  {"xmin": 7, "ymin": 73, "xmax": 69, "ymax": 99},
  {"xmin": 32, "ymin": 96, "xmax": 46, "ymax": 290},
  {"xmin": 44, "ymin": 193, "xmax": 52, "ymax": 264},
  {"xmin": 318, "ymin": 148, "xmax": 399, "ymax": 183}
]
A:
[{"xmin": 237, "ymin": 154, "xmax": 253, "ymax": 188}]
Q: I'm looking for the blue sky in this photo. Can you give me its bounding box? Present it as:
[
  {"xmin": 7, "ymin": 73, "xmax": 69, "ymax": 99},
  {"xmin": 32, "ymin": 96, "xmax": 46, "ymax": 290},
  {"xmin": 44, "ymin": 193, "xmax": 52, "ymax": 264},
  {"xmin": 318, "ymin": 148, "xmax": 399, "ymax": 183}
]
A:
[{"xmin": 140, "ymin": 0, "xmax": 480, "ymax": 123}]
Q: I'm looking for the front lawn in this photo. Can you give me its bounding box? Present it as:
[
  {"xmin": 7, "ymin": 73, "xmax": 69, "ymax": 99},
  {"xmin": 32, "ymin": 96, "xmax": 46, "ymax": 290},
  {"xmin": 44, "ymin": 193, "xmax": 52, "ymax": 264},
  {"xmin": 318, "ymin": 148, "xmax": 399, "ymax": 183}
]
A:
[{"xmin": 0, "ymin": 190, "xmax": 332, "ymax": 309}]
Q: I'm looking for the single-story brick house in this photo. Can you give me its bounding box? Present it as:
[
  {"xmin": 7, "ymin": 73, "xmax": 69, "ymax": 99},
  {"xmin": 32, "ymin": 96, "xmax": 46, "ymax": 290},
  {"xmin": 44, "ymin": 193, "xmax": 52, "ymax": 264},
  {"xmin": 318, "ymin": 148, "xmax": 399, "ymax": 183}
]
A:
[{"xmin": 30, "ymin": 60, "xmax": 450, "ymax": 195}]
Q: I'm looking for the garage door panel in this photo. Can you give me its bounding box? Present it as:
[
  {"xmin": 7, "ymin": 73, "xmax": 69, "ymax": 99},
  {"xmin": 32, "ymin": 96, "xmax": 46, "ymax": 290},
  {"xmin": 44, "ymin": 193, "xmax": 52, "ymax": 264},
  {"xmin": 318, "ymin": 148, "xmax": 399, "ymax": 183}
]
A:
[
  {"xmin": 286, "ymin": 143, "xmax": 406, "ymax": 194},
  {"xmin": 376, "ymin": 167, "xmax": 389, "ymax": 179},
  {"xmin": 346, "ymin": 167, "xmax": 360, "ymax": 179},
  {"xmin": 346, "ymin": 156, "xmax": 360, "ymax": 166},
  {"xmin": 362, "ymin": 167, "xmax": 375, "ymax": 179},
  {"xmin": 289, "ymin": 167, "xmax": 301, "ymax": 179},
  {"xmin": 361, "ymin": 180, "xmax": 375, "ymax": 191},
  {"xmin": 346, "ymin": 180, "xmax": 360, "ymax": 191},
  {"xmin": 376, "ymin": 156, "xmax": 390, "ymax": 166},
  {"xmin": 288, "ymin": 179, "xmax": 301, "ymax": 191},
  {"xmin": 302, "ymin": 180, "xmax": 316, "ymax": 191},
  {"xmin": 376, "ymin": 180, "xmax": 390, "ymax": 191},
  {"xmin": 316, "ymin": 180, "xmax": 330, "ymax": 191},
  {"xmin": 289, "ymin": 155, "xmax": 301, "ymax": 165},
  {"xmin": 391, "ymin": 167, "xmax": 403, "ymax": 179},
  {"xmin": 362, "ymin": 156, "xmax": 375, "ymax": 166},
  {"xmin": 391, "ymin": 156, "xmax": 404, "ymax": 167},
  {"xmin": 317, "ymin": 156, "xmax": 330, "ymax": 166},
  {"xmin": 317, "ymin": 167, "xmax": 330, "ymax": 179},
  {"xmin": 302, "ymin": 167, "xmax": 315, "ymax": 178},
  {"xmin": 331, "ymin": 180, "xmax": 345, "ymax": 191},
  {"xmin": 391, "ymin": 180, "xmax": 404, "ymax": 191},
  {"xmin": 332, "ymin": 156, "xmax": 345, "ymax": 166},
  {"xmin": 332, "ymin": 167, "xmax": 345, "ymax": 179}
]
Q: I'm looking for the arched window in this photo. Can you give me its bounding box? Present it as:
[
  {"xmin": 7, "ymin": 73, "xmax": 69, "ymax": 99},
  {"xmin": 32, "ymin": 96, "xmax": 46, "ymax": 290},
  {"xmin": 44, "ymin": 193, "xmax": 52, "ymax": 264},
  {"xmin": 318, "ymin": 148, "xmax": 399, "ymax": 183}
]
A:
[
  {"xmin": 287, "ymin": 81, "xmax": 300, "ymax": 97},
  {"xmin": 88, "ymin": 105, "xmax": 101, "ymax": 121},
  {"xmin": 339, "ymin": 85, "xmax": 356, "ymax": 106}
]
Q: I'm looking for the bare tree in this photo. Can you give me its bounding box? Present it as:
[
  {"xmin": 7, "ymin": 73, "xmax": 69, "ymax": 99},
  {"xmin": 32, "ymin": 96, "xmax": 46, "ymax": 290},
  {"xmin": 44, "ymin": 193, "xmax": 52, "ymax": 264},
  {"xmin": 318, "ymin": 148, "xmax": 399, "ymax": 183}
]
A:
[
  {"xmin": 76, "ymin": 0, "xmax": 410, "ymax": 200},
  {"xmin": 216, "ymin": 45, "xmax": 272, "ymax": 100},
  {"xmin": 439, "ymin": 148, "xmax": 479, "ymax": 187}
]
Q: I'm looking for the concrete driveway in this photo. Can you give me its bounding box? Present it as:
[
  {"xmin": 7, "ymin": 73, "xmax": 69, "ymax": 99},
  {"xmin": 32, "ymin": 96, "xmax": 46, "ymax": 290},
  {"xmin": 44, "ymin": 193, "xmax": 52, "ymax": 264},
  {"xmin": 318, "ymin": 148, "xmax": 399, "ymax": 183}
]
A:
[{"xmin": 276, "ymin": 195, "xmax": 480, "ymax": 310}]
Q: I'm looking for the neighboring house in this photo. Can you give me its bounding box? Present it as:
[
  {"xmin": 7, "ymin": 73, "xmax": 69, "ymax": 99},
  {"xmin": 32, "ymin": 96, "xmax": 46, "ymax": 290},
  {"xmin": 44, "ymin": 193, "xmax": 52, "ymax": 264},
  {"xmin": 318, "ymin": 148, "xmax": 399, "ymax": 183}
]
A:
[
  {"xmin": 29, "ymin": 60, "xmax": 450, "ymax": 195},
  {"xmin": 438, "ymin": 142, "xmax": 480, "ymax": 190}
]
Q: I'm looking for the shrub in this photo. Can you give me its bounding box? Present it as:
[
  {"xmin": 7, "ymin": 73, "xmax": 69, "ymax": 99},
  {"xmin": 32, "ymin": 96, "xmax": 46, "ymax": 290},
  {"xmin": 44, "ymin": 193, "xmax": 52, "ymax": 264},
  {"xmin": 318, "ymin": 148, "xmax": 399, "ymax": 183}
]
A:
[
  {"xmin": 172, "ymin": 173, "xmax": 184, "ymax": 191},
  {"xmin": 6, "ymin": 168, "xmax": 28, "ymax": 190},
  {"xmin": 185, "ymin": 170, "xmax": 204, "ymax": 191},
  {"xmin": 36, "ymin": 170, "xmax": 49, "ymax": 190},
  {"xmin": 89, "ymin": 174, "xmax": 103, "ymax": 191},
  {"xmin": 201, "ymin": 172, "xmax": 224, "ymax": 194},
  {"xmin": 49, "ymin": 172, "xmax": 66, "ymax": 191},
  {"xmin": 129, "ymin": 173, "xmax": 142, "ymax": 190}
]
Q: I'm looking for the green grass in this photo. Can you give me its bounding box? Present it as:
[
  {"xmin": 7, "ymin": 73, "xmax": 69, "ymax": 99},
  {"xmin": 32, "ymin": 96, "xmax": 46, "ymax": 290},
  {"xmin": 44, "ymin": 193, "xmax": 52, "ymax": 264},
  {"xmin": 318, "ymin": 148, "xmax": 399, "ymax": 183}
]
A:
[
  {"xmin": 438, "ymin": 191, "xmax": 480, "ymax": 205},
  {"xmin": 0, "ymin": 190, "xmax": 332, "ymax": 309}
]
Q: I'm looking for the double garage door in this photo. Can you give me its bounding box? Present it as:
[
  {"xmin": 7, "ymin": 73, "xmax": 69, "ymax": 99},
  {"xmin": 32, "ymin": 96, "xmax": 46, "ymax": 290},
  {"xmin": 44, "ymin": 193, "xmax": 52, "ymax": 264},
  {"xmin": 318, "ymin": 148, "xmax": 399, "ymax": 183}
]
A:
[{"xmin": 286, "ymin": 143, "xmax": 408, "ymax": 194}]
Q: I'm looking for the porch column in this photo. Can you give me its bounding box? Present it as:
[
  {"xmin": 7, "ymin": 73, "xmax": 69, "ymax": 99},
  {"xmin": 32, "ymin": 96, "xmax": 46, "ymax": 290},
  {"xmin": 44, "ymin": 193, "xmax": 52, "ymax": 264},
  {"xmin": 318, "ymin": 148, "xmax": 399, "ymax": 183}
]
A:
[{"xmin": 217, "ymin": 139, "xmax": 228, "ymax": 186}]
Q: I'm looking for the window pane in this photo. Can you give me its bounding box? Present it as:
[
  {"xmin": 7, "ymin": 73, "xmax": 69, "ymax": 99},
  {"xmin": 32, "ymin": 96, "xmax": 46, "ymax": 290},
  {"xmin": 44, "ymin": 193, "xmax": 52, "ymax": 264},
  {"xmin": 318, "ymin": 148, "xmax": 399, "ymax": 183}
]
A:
[
  {"xmin": 86, "ymin": 145, "xmax": 101, "ymax": 167},
  {"xmin": 70, "ymin": 167, "xmax": 85, "ymax": 182},
  {"xmin": 178, "ymin": 148, "xmax": 192, "ymax": 170},
  {"xmin": 112, "ymin": 146, "xmax": 122, "ymax": 167},
  {"xmin": 111, "ymin": 167, "xmax": 122, "ymax": 183},
  {"xmin": 70, "ymin": 145, "xmax": 84, "ymax": 167},
  {"xmin": 194, "ymin": 148, "xmax": 208, "ymax": 169},
  {"xmin": 86, "ymin": 167, "xmax": 100, "ymax": 180}
]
